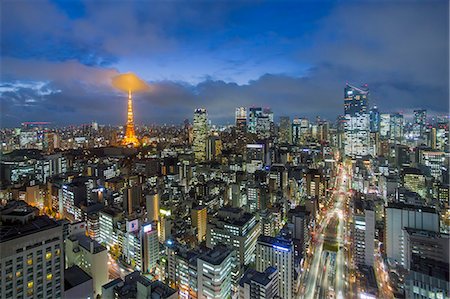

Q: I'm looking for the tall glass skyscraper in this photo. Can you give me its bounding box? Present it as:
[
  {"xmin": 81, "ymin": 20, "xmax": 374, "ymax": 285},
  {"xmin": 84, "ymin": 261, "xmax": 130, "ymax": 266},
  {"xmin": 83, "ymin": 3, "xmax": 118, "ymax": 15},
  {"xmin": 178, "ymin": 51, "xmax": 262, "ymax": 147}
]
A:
[{"xmin": 344, "ymin": 83, "xmax": 369, "ymax": 116}]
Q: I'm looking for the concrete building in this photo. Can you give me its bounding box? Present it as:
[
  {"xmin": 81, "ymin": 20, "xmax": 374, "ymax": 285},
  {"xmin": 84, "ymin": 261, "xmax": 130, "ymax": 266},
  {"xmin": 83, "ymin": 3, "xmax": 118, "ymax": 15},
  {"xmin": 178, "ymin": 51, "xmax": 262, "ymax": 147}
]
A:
[
  {"xmin": 191, "ymin": 206, "xmax": 207, "ymax": 243},
  {"xmin": 206, "ymin": 207, "xmax": 261, "ymax": 266},
  {"xmin": 384, "ymin": 203, "xmax": 439, "ymax": 267},
  {"xmin": 0, "ymin": 201, "xmax": 64, "ymax": 299},
  {"xmin": 102, "ymin": 271, "xmax": 177, "ymax": 299},
  {"xmin": 255, "ymin": 236, "xmax": 294, "ymax": 299},
  {"xmin": 193, "ymin": 108, "xmax": 209, "ymax": 162},
  {"xmin": 197, "ymin": 246, "xmax": 236, "ymax": 299},
  {"xmin": 65, "ymin": 233, "xmax": 108, "ymax": 297},
  {"xmin": 353, "ymin": 199, "xmax": 375, "ymax": 266},
  {"xmin": 64, "ymin": 265, "xmax": 93, "ymax": 299},
  {"xmin": 239, "ymin": 267, "xmax": 279, "ymax": 299}
]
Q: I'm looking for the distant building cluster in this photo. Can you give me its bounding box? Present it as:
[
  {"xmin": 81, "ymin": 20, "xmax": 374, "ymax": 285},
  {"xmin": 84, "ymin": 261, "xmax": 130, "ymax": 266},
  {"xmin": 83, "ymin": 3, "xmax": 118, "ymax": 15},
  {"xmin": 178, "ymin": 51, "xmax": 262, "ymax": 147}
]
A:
[{"xmin": 1, "ymin": 83, "xmax": 449, "ymax": 299}]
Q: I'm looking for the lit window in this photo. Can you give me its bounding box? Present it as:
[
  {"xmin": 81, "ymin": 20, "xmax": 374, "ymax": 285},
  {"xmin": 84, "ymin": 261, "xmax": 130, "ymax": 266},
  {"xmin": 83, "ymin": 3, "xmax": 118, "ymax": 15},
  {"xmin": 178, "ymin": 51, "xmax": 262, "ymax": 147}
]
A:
[
  {"xmin": 55, "ymin": 249, "xmax": 60, "ymax": 256},
  {"xmin": 46, "ymin": 273, "xmax": 52, "ymax": 280},
  {"xmin": 27, "ymin": 259, "xmax": 33, "ymax": 265},
  {"xmin": 27, "ymin": 281, "xmax": 33, "ymax": 289},
  {"xmin": 16, "ymin": 271, "xmax": 22, "ymax": 277},
  {"xmin": 45, "ymin": 252, "xmax": 52, "ymax": 260}
]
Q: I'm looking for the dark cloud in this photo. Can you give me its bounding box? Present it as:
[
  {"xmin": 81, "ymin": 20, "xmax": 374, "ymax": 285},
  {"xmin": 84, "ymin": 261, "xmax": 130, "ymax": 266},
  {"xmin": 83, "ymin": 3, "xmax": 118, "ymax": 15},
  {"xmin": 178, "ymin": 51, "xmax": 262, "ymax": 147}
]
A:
[{"xmin": 0, "ymin": 0, "xmax": 448, "ymax": 127}]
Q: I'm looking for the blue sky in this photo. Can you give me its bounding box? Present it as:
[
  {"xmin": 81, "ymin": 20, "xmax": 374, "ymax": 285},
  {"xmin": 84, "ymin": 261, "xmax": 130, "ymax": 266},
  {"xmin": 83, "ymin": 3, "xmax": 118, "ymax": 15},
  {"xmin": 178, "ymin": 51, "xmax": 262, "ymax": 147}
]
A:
[{"xmin": 1, "ymin": 0, "xmax": 448, "ymax": 126}]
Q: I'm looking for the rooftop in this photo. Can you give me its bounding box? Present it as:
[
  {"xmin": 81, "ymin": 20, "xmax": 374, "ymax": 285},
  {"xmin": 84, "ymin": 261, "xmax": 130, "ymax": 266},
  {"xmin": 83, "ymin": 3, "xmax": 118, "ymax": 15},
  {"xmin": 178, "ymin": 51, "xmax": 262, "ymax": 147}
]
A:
[
  {"xmin": 199, "ymin": 245, "xmax": 233, "ymax": 266},
  {"xmin": 239, "ymin": 266, "xmax": 277, "ymax": 287},
  {"xmin": 64, "ymin": 265, "xmax": 92, "ymax": 290}
]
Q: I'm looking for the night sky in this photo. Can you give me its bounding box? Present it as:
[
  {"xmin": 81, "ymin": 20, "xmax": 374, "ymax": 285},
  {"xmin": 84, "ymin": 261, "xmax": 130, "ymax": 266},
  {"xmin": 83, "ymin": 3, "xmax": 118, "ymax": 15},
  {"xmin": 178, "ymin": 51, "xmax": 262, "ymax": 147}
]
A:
[{"xmin": 1, "ymin": 0, "xmax": 448, "ymax": 127}]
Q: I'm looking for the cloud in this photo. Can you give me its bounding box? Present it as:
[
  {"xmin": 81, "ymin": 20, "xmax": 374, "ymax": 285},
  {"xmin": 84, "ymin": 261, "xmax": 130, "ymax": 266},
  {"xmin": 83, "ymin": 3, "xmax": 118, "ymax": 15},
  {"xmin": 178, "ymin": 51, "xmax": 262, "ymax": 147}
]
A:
[{"xmin": 0, "ymin": 0, "xmax": 448, "ymax": 127}]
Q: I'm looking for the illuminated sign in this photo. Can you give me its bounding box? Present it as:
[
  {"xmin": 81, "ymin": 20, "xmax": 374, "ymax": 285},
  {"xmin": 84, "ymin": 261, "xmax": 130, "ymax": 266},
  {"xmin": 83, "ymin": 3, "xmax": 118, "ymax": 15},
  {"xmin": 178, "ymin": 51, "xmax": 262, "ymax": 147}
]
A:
[
  {"xmin": 273, "ymin": 245, "xmax": 290, "ymax": 252},
  {"xmin": 347, "ymin": 90, "xmax": 353, "ymax": 96},
  {"xmin": 127, "ymin": 219, "xmax": 139, "ymax": 232},
  {"xmin": 160, "ymin": 209, "xmax": 171, "ymax": 216},
  {"xmin": 143, "ymin": 224, "xmax": 152, "ymax": 233},
  {"xmin": 247, "ymin": 144, "xmax": 264, "ymax": 149}
]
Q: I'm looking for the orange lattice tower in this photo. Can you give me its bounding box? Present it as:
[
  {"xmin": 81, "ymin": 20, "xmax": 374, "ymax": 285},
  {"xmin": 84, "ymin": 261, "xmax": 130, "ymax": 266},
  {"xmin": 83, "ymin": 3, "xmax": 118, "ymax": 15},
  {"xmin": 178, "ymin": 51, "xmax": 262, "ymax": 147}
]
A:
[{"xmin": 122, "ymin": 90, "xmax": 140, "ymax": 147}]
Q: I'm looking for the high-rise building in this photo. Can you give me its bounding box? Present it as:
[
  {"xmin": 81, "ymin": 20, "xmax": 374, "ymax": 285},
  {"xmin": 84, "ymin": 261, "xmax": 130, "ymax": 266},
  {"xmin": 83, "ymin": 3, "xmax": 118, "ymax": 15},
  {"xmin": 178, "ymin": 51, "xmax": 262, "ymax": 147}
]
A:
[
  {"xmin": 384, "ymin": 203, "xmax": 439, "ymax": 266},
  {"xmin": 344, "ymin": 83, "xmax": 369, "ymax": 116},
  {"xmin": 414, "ymin": 109, "xmax": 427, "ymax": 135},
  {"xmin": 193, "ymin": 109, "xmax": 209, "ymax": 162},
  {"xmin": 145, "ymin": 190, "xmax": 160, "ymax": 222},
  {"xmin": 390, "ymin": 112, "xmax": 404, "ymax": 144},
  {"xmin": 343, "ymin": 114, "xmax": 371, "ymax": 157},
  {"xmin": 0, "ymin": 201, "xmax": 64, "ymax": 299},
  {"xmin": 279, "ymin": 116, "xmax": 292, "ymax": 144},
  {"xmin": 122, "ymin": 90, "xmax": 140, "ymax": 147},
  {"xmin": 140, "ymin": 222, "xmax": 159, "ymax": 274},
  {"xmin": 353, "ymin": 199, "xmax": 375, "ymax": 266},
  {"xmin": 292, "ymin": 118, "xmax": 302, "ymax": 145},
  {"xmin": 239, "ymin": 267, "xmax": 279, "ymax": 299},
  {"xmin": 248, "ymin": 107, "xmax": 273, "ymax": 139},
  {"xmin": 191, "ymin": 206, "xmax": 207, "ymax": 243},
  {"xmin": 197, "ymin": 246, "xmax": 236, "ymax": 299},
  {"xmin": 255, "ymin": 236, "xmax": 294, "ymax": 299},
  {"xmin": 235, "ymin": 107, "xmax": 247, "ymax": 130},
  {"xmin": 379, "ymin": 113, "xmax": 391, "ymax": 139},
  {"xmin": 206, "ymin": 207, "xmax": 260, "ymax": 266},
  {"xmin": 369, "ymin": 106, "xmax": 380, "ymax": 133}
]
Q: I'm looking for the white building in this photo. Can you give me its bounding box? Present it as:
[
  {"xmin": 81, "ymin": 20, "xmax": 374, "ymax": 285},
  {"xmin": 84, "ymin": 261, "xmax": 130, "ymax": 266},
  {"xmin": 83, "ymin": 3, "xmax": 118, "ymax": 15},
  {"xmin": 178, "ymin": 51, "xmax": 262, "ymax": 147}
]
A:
[
  {"xmin": 353, "ymin": 200, "xmax": 375, "ymax": 266},
  {"xmin": 65, "ymin": 234, "xmax": 108, "ymax": 297},
  {"xmin": 384, "ymin": 203, "xmax": 439, "ymax": 267},
  {"xmin": 255, "ymin": 236, "xmax": 294, "ymax": 299},
  {"xmin": 344, "ymin": 114, "xmax": 371, "ymax": 157},
  {"xmin": 197, "ymin": 246, "xmax": 236, "ymax": 299}
]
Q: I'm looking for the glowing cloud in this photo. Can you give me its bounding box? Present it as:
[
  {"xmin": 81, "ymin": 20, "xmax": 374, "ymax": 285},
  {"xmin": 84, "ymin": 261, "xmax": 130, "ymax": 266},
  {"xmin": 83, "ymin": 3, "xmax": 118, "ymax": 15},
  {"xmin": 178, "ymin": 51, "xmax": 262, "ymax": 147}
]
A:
[{"xmin": 112, "ymin": 72, "xmax": 150, "ymax": 93}]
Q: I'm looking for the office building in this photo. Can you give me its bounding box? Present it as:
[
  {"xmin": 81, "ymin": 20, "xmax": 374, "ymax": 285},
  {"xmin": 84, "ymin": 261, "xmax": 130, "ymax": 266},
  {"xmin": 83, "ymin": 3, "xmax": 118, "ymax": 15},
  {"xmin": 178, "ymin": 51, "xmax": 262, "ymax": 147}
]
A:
[
  {"xmin": 384, "ymin": 203, "xmax": 439, "ymax": 266},
  {"xmin": 379, "ymin": 113, "xmax": 391, "ymax": 139},
  {"xmin": 414, "ymin": 109, "xmax": 427, "ymax": 135},
  {"xmin": 65, "ymin": 234, "xmax": 108, "ymax": 297},
  {"xmin": 279, "ymin": 116, "xmax": 292, "ymax": 144},
  {"xmin": 369, "ymin": 106, "xmax": 380, "ymax": 133},
  {"xmin": 353, "ymin": 199, "xmax": 375, "ymax": 266},
  {"xmin": 236, "ymin": 107, "xmax": 247, "ymax": 130},
  {"xmin": 0, "ymin": 201, "xmax": 63, "ymax": 299},
  {"xmin": 239, "ymin": 267, "xmax": 279, "ymax": 299},
  {"xmin": 207, "ymin": 207, "xmax": 261, "ymax": 266},
  {"xmin": 343, "ymin": 113, "xmax": 371, "ymax": 157},
  {"xmin": 344, "ymin": 83, "xmax": 369, "ymax": 115},
  {"xmin": 390, "ymin": 112, "xmax": 404, "ymax": 144},
  {"xmin": 197, "ymin": 246, "xmax": 236, "ymax": 299},
  {"xmin": 402, "ymin": 167, "xmax": 427, "ymax": 199},
  {"xmin": 403, "ymin": 228, "xmax": 449, "ymax": 270},
  {"xmin": 191, "ymin": 206, "xmax": 207, "ymax": 243},
  {"xmin": 102, "ymin": 271, "xmax": 177, "ymax": 299},
  {"xmin": 256, "ymin": 236, "xmax": 294, "ymax": 299},
  {"xmin": 193, "ymin": 108, "xmax": 209, "ymax": 162}
]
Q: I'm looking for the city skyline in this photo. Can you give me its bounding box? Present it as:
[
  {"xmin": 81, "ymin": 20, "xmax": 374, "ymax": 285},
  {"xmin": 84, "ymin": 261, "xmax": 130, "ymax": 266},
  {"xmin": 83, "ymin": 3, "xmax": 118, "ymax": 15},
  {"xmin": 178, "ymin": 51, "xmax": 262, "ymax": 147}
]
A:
[{"xmin": 1, "ymin": 0, "xmax": 449, "ymax": 127}]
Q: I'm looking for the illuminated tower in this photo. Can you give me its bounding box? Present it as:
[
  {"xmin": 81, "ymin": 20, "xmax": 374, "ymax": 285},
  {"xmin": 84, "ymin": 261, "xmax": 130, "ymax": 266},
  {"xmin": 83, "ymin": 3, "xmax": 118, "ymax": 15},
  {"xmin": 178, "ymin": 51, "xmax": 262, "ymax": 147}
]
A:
[{"xmin": 122, "ymin": 90, "xmax": 140, "ymax": 147}]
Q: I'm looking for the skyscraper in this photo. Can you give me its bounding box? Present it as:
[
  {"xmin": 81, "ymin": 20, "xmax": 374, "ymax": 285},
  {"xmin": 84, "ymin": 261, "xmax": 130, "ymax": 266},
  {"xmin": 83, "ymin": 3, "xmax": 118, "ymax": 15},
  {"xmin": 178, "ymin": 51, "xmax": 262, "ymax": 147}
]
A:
[
  {"xmin": 344, "ymin": 84, "xmax": 371, "ymax": 157},
  {"xmin": 390, "ymin": 112, "xmax": 404, "ymax": 144},
  {"xmin": 191, "ymin": 206, "xmax": 207, "ymax": 242},
  {"xmin": 344, "ymin": 83, "xmax": 369, "ymax": 116},
  {"xmin": 235, "ymin": 107, "xmax": 247, "ymax": 130},
  {"xmin": 369, "ymin": 106, "xmax": 380, "ymax": 133},
  {"xmin": 255, "ymin": 236, "xmax": 294, "ymax": 299},
  {"xmin": 279, "ymin": 116, "xmax": 292, "ymax": 144},
  {"xmin": 193, "ymin": 108, "xmax": 208, "ymax": 162},
  {"xmin": 414, "ymin": 109, "xmax": 427, "ymax": 134},
  {"xmin": 122, "ymin": 90, "xmax": 140, "ymax": 147}
]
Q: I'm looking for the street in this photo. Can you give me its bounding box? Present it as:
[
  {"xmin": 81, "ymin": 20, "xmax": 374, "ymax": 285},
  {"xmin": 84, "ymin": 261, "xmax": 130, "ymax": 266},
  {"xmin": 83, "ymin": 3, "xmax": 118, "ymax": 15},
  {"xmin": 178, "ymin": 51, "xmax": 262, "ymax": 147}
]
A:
[{"xmin": 299, "ymin": 164, "xmax": 352, "ymax": 299}]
